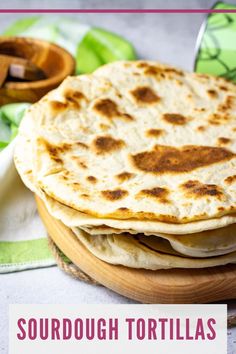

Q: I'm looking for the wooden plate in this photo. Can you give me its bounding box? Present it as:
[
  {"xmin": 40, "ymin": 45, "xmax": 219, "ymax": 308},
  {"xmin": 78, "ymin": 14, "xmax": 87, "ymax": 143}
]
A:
[{"xmin": 36, "ymin": 196, "xmax": 236, "ymax": 304}]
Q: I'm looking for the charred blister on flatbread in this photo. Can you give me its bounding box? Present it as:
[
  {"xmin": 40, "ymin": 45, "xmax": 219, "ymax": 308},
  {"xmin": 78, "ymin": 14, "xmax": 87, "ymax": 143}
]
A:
[
  {"xmin": 130, "ymin": 86, "xmax": 161, "ymax": 104},
  {"xmin": 218, "ymin": 95, "xmax": 236, "ymax": 112},
  {"xmin": 101, "ymin": 189, "xmax": 128, "ymax": 201},
  {"xmin": 208, "ymin": 113, "xmax": 231, "ymax": 125},
  {"xmin": 146, "ymin": 129, "xmax": 165, "ymax": 138},
  {"xmin": 207, "ymin": 89, "xmax": 218, "ymax": 99},
  {"xmin": 224, "ymin": 175, "xmax": 236, "ymax": 185},
  {"xmin": 163, "ymin": 113, "xmax": 189, "ymax": 125},
  {"xmin": 92, "ymin": 135, "xmax": 125, "ymax": 155},
  {"xmin": 71, "ymin": 156, "xmax": 87, "ymax": 169},
  {"xmin": 137, "ymin": 187, "xmax": 170, "ymax": 204},
  {"xmin": 181, "ymin": 180, "xmax": 225, "ymax": 200},
  {"xmin": 115, "ymin": 172, "xmax": 135, "ymax": 183},
  {"xmin": 63, "ymin": 89, "xmax": 87, "ymax": 108},
  {"xmin": 217, "ymin": 137, "xmax": 232, "ymax": 146},
  {"xmin": 93, "ymin": 98, "xmax": 134, "ymax": 122},
  {"xmin": 86, "ymin": 176, "xmax": 97, "ymax": 184},
  {"xmin": 131, "ymin": 145, "xmax": 235, "ymax": 174}
]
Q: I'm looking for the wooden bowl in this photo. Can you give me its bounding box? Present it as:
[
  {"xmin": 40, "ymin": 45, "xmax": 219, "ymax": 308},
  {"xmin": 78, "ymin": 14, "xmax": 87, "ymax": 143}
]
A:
[{"xmin": 0, "ymin": 36, "xmax": 76, "ymax": 105}]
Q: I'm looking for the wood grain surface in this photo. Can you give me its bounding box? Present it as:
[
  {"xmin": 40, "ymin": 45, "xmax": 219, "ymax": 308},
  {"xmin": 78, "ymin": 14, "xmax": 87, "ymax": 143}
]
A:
[{"xmin": 0, "ymin": 37, "xmax": 75, "ymax": 105}]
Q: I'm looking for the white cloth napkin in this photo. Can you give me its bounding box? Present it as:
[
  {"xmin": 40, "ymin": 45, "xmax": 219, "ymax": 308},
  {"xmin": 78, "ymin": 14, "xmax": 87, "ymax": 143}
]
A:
[{"xmin": 0, "ymin": 141, "xmax": 55, "ymax": 273}]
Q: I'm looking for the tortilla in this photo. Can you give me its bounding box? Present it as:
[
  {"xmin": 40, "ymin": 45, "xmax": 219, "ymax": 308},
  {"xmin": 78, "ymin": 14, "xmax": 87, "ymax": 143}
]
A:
[
  {"xmin": 14, "ymin": 114, "xmax": 236, "ymax": 259},
  {"xmin": 27, "ymin": 61, "xmax": 236, "ymax": 222},
  {"xmin": 14, "ymin": 128, "xmax": 236, "ymax": 245},
  {"xmin": 79, "ymin": 223, "xmax": 236, "ymax": 258},
  {"xmin": 13, "ymin": 60, "xmax": 236, "ymax": 268},
  {"xmin": 73, "ymin": 227, "xmax": 236, "ymax": 270}
]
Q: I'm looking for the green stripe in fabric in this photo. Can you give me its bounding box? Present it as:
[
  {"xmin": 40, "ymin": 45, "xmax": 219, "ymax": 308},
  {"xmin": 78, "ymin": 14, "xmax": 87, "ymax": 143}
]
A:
[{"xmin": 0, "ymin": 238, "xmax": 53, "ymax": 264}]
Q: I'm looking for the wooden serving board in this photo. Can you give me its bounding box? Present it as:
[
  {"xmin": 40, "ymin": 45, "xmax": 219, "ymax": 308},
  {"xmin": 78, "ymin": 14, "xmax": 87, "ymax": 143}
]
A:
[{"xmin": 36, "ymin": 196, "xmax": 236, "ymax": 304}]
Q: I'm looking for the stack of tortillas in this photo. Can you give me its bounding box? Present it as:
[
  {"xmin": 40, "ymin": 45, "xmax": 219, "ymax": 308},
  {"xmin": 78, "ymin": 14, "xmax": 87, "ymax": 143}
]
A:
[{"xmin": 14, "ymin": 60, "xmax": 236, "ymax": 270}]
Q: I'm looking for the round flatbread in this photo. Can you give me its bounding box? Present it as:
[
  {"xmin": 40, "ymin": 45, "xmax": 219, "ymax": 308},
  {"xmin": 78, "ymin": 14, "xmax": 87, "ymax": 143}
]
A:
[
  {"xmin": 24, "ymin": 61, "xmax": 236, "ymax": 222},
  {"xmin": 73, "ymin": 227, "xmax": 236, "ymax": 270},
  {"xmin": 14, "ymin": 124, "xmax": 236, "ymax": 258}
]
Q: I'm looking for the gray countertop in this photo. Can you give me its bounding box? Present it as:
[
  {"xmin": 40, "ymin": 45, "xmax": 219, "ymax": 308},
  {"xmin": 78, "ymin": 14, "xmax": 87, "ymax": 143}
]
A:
[{"xmin": 0, "ymin": 1, "xmax": 236, "ymax": 353}]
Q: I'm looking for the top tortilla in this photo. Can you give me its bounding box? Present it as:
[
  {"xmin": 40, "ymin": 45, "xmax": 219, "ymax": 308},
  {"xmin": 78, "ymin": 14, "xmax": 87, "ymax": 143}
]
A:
[{"xmin": 19, "ymin": 61, "xmax": 236, "ymax": 222}]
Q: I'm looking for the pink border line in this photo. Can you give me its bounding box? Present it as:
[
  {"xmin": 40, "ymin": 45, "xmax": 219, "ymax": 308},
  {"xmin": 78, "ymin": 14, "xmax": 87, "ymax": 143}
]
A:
[{"xmin": 0, "ymin": 9, "xmax": 236, "ymax": 13}]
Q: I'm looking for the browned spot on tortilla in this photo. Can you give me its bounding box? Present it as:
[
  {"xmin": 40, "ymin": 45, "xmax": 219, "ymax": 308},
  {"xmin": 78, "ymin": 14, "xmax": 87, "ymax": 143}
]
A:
[
  {"xmin": 50, "ymin": 100, "xmax": 68, "ymax": 112},
  {"xmin": 116, "ymin": 172, "xmax": 134, "ymax": 183},
  {"xmin": 218, "ymin": 85, "xmax": 228, "ymax": 92},
  {"xmin": 80, "ymin": 193, "xmax": 90, "ymax": 199},
  {"xmin": 144, "ymin": 66, "xmax": 166, "ymax": 79},
  {"xmin": 71, "ymin": 156, "xmax": 87, "ymax": 169},
  {"xmin": 136, "ymin": 61, "xmax": 149, "ymax": 68},
  {"xmin": 60, "ymin": 170, "xmax": 71, "ymax": 180},
  {"xmin": 181, "ymin": 180, "xmax": 224, "ymax": 200},
  {"xmin": 208, "ymin": 113, "xmax": 231, "ymax": 125},
  {"xmin": 164, "ymin": 67, "xmax": 184, "ymax": 76},
  {"xmin": 218, "ymin": 95, "xmax": 236, "ymax": 112},
  {"xmin": 92, "ymin": 135, "xmax": 125, "ymax": 155},
  {"xmin": 207, "ymin": 89, "xmax": 218, "ymax": 98},
  {"xmin": 50, "ymin": 90, "xmax": 86, "ymax": 113},
  {"xmin": 63, "ymin": 89, "xmax": 86, "ymax": 108},
  {"xmin": 122, "ymin": 113, "xmax": 134, "ymax": 120},
  {"xmin": 139, "ymin": 62, "xmax": 184, "ymax": 78},
  {"xmin": 196, "ymin": 73, "xmax": 209, "ymax": 80},
  {"xmin": 76, "ymin": 142, "xmax": 88, "ymax": 149},
  {"xmin": 101, "ymin": 189, "xmax": 128, "ymax": 201},
  {"xmin": 163, "ymin": 113, "xmax": 188, "ymax": 125},
  {"xmin": 196, "ymin": 125, "xmax": 206, "ymax": 132},
  {"xmin": 218, "ymin": 137, "xmax": 231, "ymax": 145},
  {"xmin": 39, "ymin": 139, "xmax": 88, "ymax": 164},
  {"xmin": 130, "ymin": 86, "xmax": 160, "ymax": 104},
  {"xmin": 93, "ymin": 98, "xmax": 134, "ymax": 121},
  {"xmin": 94, "ymin": 99, "xmax": 119, "ymax": 117},
  {"xmin": 86, "ymin": 176, "xmax": 97, "ymax": 184},
  {"xmin": 38, "ymin": 139, "xmax": 64, "ymax": 164},
  {"xmin": 218, "ymin": 206, "xmax": 225, "ymax": 212},
  {"xmin": 138, "ymin": 187, "xmax": 170, "ymax": 203},
  {"xmin": 224, "ymin": 175, "xmax": 236, "ymax": 185},
  {"xmin": 131, "ymin": 145, "xmax": 235, "ymax": 174},
  {"xmin": 146, "ymin": 129, "xmax": 164, "ymax": 137},
  {"xmin": 118, "ymin": 207, "xmax": 129, "ymax": 211}
]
